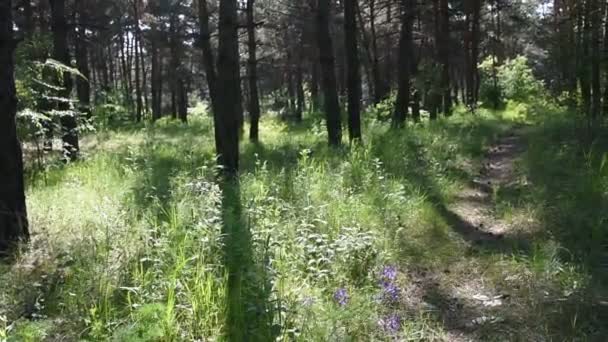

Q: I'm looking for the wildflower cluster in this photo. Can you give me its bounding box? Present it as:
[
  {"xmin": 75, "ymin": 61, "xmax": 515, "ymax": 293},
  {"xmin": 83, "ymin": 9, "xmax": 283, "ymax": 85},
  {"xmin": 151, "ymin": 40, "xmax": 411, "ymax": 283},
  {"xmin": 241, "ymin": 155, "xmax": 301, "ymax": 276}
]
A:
[
  {"xmin": 377, "ymin": 266, "xmax": 402, "ymax": 335},
  {"xmin": 333, "ymin": 288, "xmax": 349, "ymax": 307},
  {"xmin": 379, "ymin": 266, "xmax": 400, "ymax": 304}
]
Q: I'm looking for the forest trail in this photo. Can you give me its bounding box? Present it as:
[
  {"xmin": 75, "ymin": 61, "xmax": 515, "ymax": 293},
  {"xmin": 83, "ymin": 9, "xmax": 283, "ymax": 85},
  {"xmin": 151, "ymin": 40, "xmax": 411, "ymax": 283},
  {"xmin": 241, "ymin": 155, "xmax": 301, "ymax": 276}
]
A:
[
  {"xmin": 449, "ymin": 129, "xmax": 526, "ymax": 243},
  {"xmin": 406, "ymin": 129, "xmax": 534, "ymax": 341}
]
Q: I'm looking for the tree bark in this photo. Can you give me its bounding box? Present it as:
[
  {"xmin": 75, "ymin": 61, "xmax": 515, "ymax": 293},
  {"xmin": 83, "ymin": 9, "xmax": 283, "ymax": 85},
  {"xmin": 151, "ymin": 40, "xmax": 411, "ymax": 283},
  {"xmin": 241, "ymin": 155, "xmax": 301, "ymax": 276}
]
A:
[
  {"xmin": 0, "ymin": 0, "xmax": 29, "ymax": 254},
  {"xmin": 198, "ymin": 0, "xmax": 223, "ymax": 152},
  {"xmin": 345, "ymin": 0, "xmax": 362, "ymax": 141},
  {"xmin": 246, "ymin": 0, "xmax": 261, "ymax": 141},
  {"xmin": 75, "ymin": 0, "xmax": 91, "ymax": 119},
  {"xmin": 50, "ymin": 0, "xmax": 79, "ymax": 161},
  {"xmin": 295, "ymin": 59, "xmax": 305, "ymax": 122},
  {"xmin": 393, "ymin": 0, "xmax": 413, "ymax": 127},
  {"xmin": 216, "ymin": 0, "xmax": 242, "ymax": 175},
  {"xmin": 438, "ymin": 0, "xmax": 452, "ymax": 115},
  {"xmin": 590, "ymin": 0, "xmax": 601, "ymax": 121},
  {"xmin": 133, "ymin": 0, "xmax": 143, "ymax": 122},
  {"xmin": 317, "ymin": 0, "xmax": 342, "ymax": 146}
]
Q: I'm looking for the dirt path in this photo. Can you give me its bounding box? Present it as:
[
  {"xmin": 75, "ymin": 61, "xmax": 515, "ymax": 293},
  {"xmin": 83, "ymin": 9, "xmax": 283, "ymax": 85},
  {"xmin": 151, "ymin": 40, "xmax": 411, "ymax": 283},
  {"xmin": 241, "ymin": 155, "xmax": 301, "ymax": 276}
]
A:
[
  {"xmin": 405, "ymin": 130, "xmax": 531, "ymax": 341},
  {"xmin": 449, "ymin": 130, "xmax": 526, "ymax": 242}
]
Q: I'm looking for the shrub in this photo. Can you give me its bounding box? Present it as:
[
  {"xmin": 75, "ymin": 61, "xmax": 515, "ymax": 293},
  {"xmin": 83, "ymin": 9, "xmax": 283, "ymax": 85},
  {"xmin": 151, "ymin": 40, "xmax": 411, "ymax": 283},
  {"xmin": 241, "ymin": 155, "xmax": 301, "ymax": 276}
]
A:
[{"xmin": 480, "ymin": 55, "xmax": 545, "ymax": 107}]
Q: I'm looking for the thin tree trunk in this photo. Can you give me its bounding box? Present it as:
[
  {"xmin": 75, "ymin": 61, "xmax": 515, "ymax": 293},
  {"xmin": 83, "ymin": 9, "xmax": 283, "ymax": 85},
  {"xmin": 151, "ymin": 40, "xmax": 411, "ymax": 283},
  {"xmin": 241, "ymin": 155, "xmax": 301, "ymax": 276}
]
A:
[
  {"xmin": 133, "ymin": 0, "xmax": 143, "ymax": 122},
  {"xmin": 310, "ymin": 57, "xmax": 320, "ymax": 111},
  {"xmin": 369, "ymin": 0, "xmax": 385, "ymax": 103},
  {"xmin": 317, "ymin": 0, "xmax": 342, "ymax": 146},
  {"xmin": 439, "ymin": 0, "xmax": 452, "ymax": 115},
  {"xmin": 345, "ymin": 0, "xmax": 362, "ymax": 141},
  {"xmin": 393, "ymin": 0, "xmax": 413, "ymax": 127},
  {"xmin": 590, "ymin": 0, "xmax": 601, "ymax": 122},
  {"xmin": 246, "ymin": 0, "xmax": 261, "ymax": 141},
  {"xmin": 198, "ymin": 0, "xmax": 222, "ymax": 152},
  {"xmin": 295, "ymin": 58, "xmax": 305, "ymax": 122},
  {"xmin": 151, "ymin": 37, "xmax": 161, "ymax": 121},
  {"xmin": 579, "ymin": 0, "xmax": 591, "ymax": 117},
  {"xmin": 472, "ymin": 0, "xmax": 481, "ymax": 104},
  {"xmin": 75, "ymin": 1, "xmax": 91, "ymax": 119},
  {"xmin": 50, "ymin": 0, "xmax": 79, "ymax": 161},
  {"xmin": 0, "ymin": 0, "xmax": 29, "ymax": 254}
]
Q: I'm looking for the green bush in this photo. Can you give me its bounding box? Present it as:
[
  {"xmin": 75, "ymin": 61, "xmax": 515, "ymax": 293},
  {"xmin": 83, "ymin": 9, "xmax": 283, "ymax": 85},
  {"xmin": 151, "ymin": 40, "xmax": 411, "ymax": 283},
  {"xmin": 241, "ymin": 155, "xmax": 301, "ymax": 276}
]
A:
[{"xmin": 480, "ymin": 55, "xmax": 545, "ymax": 107}]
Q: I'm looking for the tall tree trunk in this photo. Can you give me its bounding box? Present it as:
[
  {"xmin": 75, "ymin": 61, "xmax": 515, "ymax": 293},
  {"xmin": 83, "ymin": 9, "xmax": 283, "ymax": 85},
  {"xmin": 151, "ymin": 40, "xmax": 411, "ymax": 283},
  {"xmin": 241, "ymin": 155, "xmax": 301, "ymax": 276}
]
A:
[
  {"xmin": 317, "ymin": 0, "xmax": 342, "ymax": 146},
  {"xmin": 119, "ymin": 29, "xmax": 131, "ymax": 109},
  {"xmin": 393, "ymin": 0, "xmax": 413, "ymax": 127},
  {"xmin": 138, "ymin": 31, "xmax": 149, "ymax": 115},
  {"xmin": 471, "ymin": 0, "xmax": 481, "ymax": 104},
  {"xmin": 286, "ymin": 52, "xmax": 296, "ymax": 117},
  {"xmin": 369, "ymin": 0, "xmax": 385, "ymax": 103},
  {"xmin": 602, "ymin": 1, "xmax": 608, "ymax": 116},
  {"xmin": 133, "ymin": 0, "xmax": 143, "ymax": 122},
  {"xmin": 345, "ymin": 0, "xmax": 362, "ymax": 141},
  {"xmin": 0, "ymin": 0, "xmax": 29, "ymax": 254},
  {"xmin": 75, "ymin": 0, "xmax": 91, "ymax": 119},
  {"xmin": 246, "ymin": 0, "xmax": 261, "ymax": 141},
  {"xmin": 295, "ymin": 58, "xmax": 305, "ymax": 122},
  {"xmin": 216, "ymin": 0, "xmax": 242, "ymax": 175},
  {"xmin": 310, "ymin": 57, "xmax": 320, "ymax": 111},
  {"xmin": 151, "ymin": 36, "xmax": 161, "ymax": 121},
  {"xmin": 178, "ymin": 80, "xmax": 188, "ymax": 123},
  {"xmin": 169, "ymin": 15, "xmax": 178, "ymax": 120},
  {"xmin": 198, "ymin": 0, "xmax": 223, "ymax": 152},
  {"xmin": 579, "ymin": 0, "xmax": 591, "ymax": 117},
  {"xmin": 50, "ymin": 0, "xmax": 79, "ymax": 161},
  {"xmin": 590, "ymin": 0, "xmax": 601, "ymax": 122},
  {"xmin": 439, "ymin": 0, "xmax": 452, "ymax": 115}
]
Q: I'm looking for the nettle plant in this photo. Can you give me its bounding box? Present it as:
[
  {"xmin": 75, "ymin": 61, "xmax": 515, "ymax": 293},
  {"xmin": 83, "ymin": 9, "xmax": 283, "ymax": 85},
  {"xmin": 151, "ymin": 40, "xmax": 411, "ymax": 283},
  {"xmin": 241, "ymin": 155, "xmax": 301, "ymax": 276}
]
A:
[{"xmin": 16, "ymin": 36, "xmax": 90, "ymax": 168}]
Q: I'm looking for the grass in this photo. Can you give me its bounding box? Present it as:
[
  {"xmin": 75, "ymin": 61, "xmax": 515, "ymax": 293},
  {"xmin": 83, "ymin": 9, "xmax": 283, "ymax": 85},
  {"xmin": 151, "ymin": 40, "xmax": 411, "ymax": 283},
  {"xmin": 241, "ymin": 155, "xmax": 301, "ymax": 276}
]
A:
[{"xmin": 1, "ymin": 102, "xmax": 607, "ymax": 341}]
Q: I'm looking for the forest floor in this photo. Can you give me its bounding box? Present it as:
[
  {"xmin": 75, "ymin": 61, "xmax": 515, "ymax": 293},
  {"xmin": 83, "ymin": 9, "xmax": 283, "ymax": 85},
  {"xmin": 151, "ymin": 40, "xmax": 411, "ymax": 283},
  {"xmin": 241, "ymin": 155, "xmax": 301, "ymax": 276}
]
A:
[{"xmin": 2, "ymin": 103, "xmax": 608, "ymax": 341}]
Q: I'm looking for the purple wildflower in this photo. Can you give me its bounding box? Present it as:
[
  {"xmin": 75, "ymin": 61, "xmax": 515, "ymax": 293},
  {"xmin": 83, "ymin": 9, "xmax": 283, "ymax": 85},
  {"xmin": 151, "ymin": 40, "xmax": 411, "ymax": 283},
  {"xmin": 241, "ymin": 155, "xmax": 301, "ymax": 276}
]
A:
[
  {"xmin": 333, "ymin": 288, "xmax": 349, "ymax": 306},
  {"xmin": 378, "ymin": 314, "xmax": 401, "ymax": 334},
  {"xmin": 381, "ymin": 281, "xmax": 400, "ymax": 303},
  {"xmin": 381, "ymin": 266, "xmax": 398, "ymax": 282}
]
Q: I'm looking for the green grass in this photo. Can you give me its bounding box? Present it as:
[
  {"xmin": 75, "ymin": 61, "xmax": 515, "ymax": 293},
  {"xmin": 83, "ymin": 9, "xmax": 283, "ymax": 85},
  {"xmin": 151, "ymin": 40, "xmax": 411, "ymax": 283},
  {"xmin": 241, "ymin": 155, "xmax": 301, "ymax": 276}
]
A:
[{"xmin": 1, "ymin": 102, "xmax": 607, "ymax": 341}]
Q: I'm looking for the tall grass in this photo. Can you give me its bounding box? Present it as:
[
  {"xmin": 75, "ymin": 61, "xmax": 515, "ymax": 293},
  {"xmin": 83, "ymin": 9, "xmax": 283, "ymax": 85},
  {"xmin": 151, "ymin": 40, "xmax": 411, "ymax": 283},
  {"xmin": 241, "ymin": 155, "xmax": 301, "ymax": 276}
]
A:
[{"xmin": 1, "ymin": 103, "xmax": 606, "ymax": 341}]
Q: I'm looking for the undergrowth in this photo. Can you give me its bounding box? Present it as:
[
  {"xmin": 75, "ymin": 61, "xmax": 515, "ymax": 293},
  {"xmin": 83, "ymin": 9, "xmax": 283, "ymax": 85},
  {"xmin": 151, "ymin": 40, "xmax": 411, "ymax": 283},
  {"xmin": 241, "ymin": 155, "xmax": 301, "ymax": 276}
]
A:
[{"xmin": 1, "ymin": 103, "xmax": 606, "ymax": 341}]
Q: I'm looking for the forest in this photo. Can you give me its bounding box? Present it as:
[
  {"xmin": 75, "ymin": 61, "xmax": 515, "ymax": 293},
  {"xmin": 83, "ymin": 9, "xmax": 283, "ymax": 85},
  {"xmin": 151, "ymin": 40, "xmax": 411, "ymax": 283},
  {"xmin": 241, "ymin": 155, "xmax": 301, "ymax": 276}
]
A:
[{"xmin": 1, "ymin": 0, "xmax": 607, "ymax": 340}]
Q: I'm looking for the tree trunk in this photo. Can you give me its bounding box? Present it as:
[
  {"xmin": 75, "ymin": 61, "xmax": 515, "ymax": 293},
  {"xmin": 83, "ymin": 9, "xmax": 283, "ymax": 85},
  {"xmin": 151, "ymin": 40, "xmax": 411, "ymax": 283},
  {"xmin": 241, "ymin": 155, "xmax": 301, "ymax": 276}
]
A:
[
  {"xmin": 50, "ymin": 0, "xmax": 79, "ymax": 161},
  {"xmin": 295, "ymin": 59, "xmax": 305, "ymax": 122},
  {"xmin": 471, "ymin": 0, "xmax": 481, "ymax": 104},
  {"xmin": 310, "ymin": 57, "xmax": 320, "ymax": 111},
  {"xmin": 75, "ymin": 0, "xmax": 91, "ymax": 119},
  {"xmin": 216, "ymin": 0, "xmax": 242, "ymax": 175},
  {"xmin": 393, "ymin": 0, "xmax": 413, "ymax": 127},
  {"xmin": 198, "ymin": 0, "xmax": 223, "ymax": 152},
  {"xmin": 317, "ymin": 0, "xmax": 342, "ymax": 146},
  {"xmin": 345, "ymin": 0, "xmax": 362, "ymax": 141},
  {"xmin": 0, "ymin": 0, "xmax": 29, "ymax": 254},
  {"xmin": 438, "ymin": 0, "xmax": 452, "ymax": 115},
  {"xmin": 133, "ymin": 0, "xmax": 143, "ymax": 122},
  {"xmin": 579, "ymin": 0, "xmax": 591, "ymax": 116},
  {"xmin": 246, "ymin": 0, "xmax": 261, "ymax": 141},
  {"xmin": 412, "ymin": 88, "xmax": 421, "ymax": 123},
  {"xmin": 151, "ymin": 37, "xmax": 161, "ymax": 121},
  {"xmin": 369, "ymin": 0, "xmax": 385, "ymax": 103},
  {"xmin": 590, "ymin": 0, "xmax": 601, "ymax": 122},
  {"xmin": 178, "ymin": 80, "xmax": 188, "ymax": 123}
]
